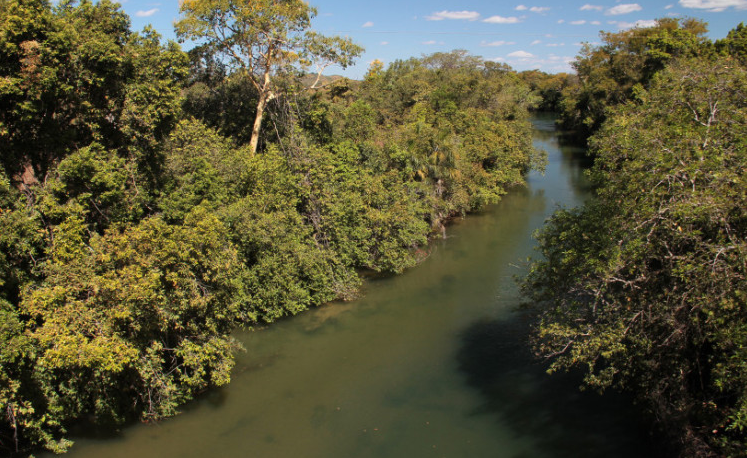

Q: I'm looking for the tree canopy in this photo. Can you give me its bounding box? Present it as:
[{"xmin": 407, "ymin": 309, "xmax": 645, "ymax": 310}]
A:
[
  {"xmin": 556, "ymin": 17, "xmax": 712, "ymax": 142},
  {"xmin": 525, "ymin": 55, "xmax": 747, "ymax": 456}
]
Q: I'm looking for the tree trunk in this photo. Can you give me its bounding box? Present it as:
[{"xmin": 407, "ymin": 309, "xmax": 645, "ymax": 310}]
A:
[{"xmin": 249, "ymin": 93, "xmax": 268, "ymax": 157}]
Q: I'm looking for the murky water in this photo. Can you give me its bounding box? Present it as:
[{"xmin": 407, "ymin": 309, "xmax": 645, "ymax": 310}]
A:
[{"xmin": 49, "ymin": 114, "xmax": 659, "ymax": 458}]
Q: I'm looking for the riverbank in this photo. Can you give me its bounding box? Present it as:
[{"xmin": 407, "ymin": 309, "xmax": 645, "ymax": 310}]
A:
[{"xmin": 39, "ymin": 115, "xmax": 663, "ymax": 458}]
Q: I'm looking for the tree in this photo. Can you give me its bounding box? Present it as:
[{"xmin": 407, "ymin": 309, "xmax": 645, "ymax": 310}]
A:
[
  {"xmin": 175, "ymin": 0, "xmax": 362, "ymax": 156},
  {"xmin": 558, "ymin": 18, "xmax": 711, "ymax": 142},
  {"xmin": 716, "ymin": 22, "xmax": 747, "ymax": 64},
  {"xmin": 0, "ymin": 0, "xmax": 132, "ymax": 181},
  {"xmin": 524, "ymin": 56, "xmax": 747, "ymax": 455}
]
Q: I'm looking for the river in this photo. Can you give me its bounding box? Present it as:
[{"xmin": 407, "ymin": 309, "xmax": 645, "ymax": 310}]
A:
[{"xmin": 46, "ymin": 114, "xmax": 660, "ymax": 458}]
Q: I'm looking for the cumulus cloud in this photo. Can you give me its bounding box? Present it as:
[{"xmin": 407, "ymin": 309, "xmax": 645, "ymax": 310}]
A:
[
  {"xmin": 481, "ymin": 40, "xmax": 517, "ymax": 46},
  {"xmin": 426, "ymin": 10, "xmax": 480, "ymax": 20},
  {"xmin": 531, "ymin": 39, "xmax": 542, "ymax": 45},
  {"xmin": 606, "ymin": 3, "xmax": 643, "ymax": 15},
  {"xmin": 508, "ymin": 50, "xmax": 534, "ymax": 58},
  {"xmin": 557, "ymin": 19, "xmax": 565, "ymax": 23},
  {"xmin": 380, "ymin": 41, "xmax": 389, "ymax": 45},
  {"xmin": 362, "ymin": 21, "xmax": 374, "ymax": 27},
  {"xmin": 546, "ymin": 42, "xmax": 566, "ymax": 47},
  {"xmin": 135, "ymin": 8, "xmax": 158, "ymax": 17},
  {"xmin": 580, "ymin": 4, "xmax": 604, "ymax": 10},
  {"xmin": 591, "ymin": 20, "xmax": 601, "ymax": 24},
  {"xmin": 665, "ymin": 3, "xmax": 675, "ymax": 8},
  {"xmin": 422, "ymin": 40, "xmax": 438, "ymax": 45},
  {"xmin": 515, "ymin": 4, "xmax": 528, "ymax": 10},
  {"xmin": 678, "ymin": 0, "xmax": 747, "ymax": 10},
  {"xmin": 483, "ymin": 15, "xmax": 523, "ymax": 23},
  {"xmin": 571, "ymin": 20, "xmax": 587, "ymax": 24}
]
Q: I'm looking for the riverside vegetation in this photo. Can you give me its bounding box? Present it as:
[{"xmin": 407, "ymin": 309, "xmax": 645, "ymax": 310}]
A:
[
  {"xmin": 522, "ymin": 18, "xmax": 747, "ymax": 458},
  {"xmin": 0, "ymin": 0, "xmax": 541, "ymax": 453},
  {"xmin": 2, "ymin": 0, "xmax": 747, "ymax": 455}
]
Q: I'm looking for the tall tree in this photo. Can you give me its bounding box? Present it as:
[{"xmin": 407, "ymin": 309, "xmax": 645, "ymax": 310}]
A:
[{"xmin": 175, "ymin": 0, "xmax": 362, "ymax": 155}]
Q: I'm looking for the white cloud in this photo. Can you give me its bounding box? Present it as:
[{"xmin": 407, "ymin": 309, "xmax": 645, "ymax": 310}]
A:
[
  {"xmin": 678, "ymin": 0, "xmax": 747, "ymax": 10},
  {"xmin": 557, "ymin": 19, "xmax": 565, "ymax": 23},
  {"xmin": 580, "ymin": 4, "xmax": 604, "ymax": 11},
  {"xmin": 380, "ymin": 41, "xmax": 389, "ymax": 45},
  {"xmin": 606, "ymin": 3, "xmax": 643, "ymax": 15},
  {"xmin": 571, "ymin": 19, "xmax": 587, "ymax": 24},
  {"xmin": 613, "ymin": 19, "xmax": 658, "ymax": 28},
  {"xmin": 508, "ymin": 50, "xmax": 534, "ymax": 58},
  {"xmin": 483, "ymin": 15, "xmax": 523, "ymax": 23},
  {"xmin": 422, "ymin": 40, "xmax": 438, "ymax": 45},
  {"xmin": 362, "ymin": 21, "xmax": 374, "ymax": 27},
  {"xmin": 481, "ymin": 40, "xmax": 517, "ymax": 46},
  {"xmin": 546, "ymin": 42, "xmax": 566, "ymax": 47},
  {"xmin": 665, "ymin": 3, "xmax": 675, "ymax": 8},
  {"xmin": 135, "ymin": 8, "xmax": 158, "ymax": 17},
  {"xmin": 489, "ymin": 57, "xmax": 507, "ymax": 62},
  {"xmin": 517, "ymin": 5, "xmax": 550, "ymax": 12},
  {"xmin": 426, "ymin": 10, "xmax": 481, "ymax": 21},
  {"xmin": 531, "ymin": 39, "xmax": 542, "ymax": 45},
  {"xmin": 591, "ymin": 20, "xmax": 601, "ymax": 24}
]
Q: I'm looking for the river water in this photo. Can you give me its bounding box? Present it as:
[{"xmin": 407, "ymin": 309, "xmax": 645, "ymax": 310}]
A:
[{"xmin": 48, "ymin": 114, "xmax": 659, "ymax": 458}]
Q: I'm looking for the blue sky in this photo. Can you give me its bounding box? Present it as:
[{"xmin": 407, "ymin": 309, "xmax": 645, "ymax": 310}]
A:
[{"xmin": 122, "ymin": 0, "xmax": 746, "ymax": 78}]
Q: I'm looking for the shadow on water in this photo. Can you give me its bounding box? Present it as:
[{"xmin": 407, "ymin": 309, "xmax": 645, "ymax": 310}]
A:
[{"xmin": 456, "ymin": 311, "xmax": 669, "ymax": 458}]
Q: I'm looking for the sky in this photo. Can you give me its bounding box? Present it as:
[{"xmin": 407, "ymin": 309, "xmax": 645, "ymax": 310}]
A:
[{"xmin": 120, "ymin": 0, "xmax": 747, "ymax": 78}]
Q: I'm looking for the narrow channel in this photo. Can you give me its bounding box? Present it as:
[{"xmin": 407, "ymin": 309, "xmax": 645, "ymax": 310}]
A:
[{"xmin": 48, "ymin": 114, "xmax": 659, "ymax": 458}]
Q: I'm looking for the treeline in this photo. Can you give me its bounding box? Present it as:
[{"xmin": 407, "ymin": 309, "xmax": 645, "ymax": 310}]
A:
[
  {"xmin": 0, "ymin": 0, "xmax": 540, "ymax": 454},
  {"xmin": 523, "ymin": 19, "xmax": 747, "ymax": 457}
]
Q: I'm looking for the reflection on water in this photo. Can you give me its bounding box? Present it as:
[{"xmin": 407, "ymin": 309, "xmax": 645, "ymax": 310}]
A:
[{"xmin": 44, "ymin": 114, "xmax": 661, "ymax": 458}]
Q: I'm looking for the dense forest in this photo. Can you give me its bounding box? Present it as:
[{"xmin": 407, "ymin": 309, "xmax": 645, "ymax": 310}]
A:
[
  {"xmin": 2, "ymin": 0, "xmax": 747, "ymax": 455},
  {"xmin": 523, "ymin": 18, "xmax": 747, "ymax": 458},
  {"xmin": 0, "ymin": 0, "xmax": 541, "ymax": 454}
]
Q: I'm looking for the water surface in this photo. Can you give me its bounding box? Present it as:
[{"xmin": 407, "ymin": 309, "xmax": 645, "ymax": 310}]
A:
[{"xmin": 50, "ymin": 114, "xmax": 658, "ymax": 458}]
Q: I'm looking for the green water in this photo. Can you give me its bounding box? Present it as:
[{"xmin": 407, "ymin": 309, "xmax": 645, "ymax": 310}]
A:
[{"xmin": 49, "ymin": 114, "xmax": 659, "ymax": 458}]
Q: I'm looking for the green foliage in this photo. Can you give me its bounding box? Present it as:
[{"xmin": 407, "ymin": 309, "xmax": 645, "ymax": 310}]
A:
[
  {"xmin": 0, "ymin": 171, "xmax": 44, "ymax": 306},
  {"xmin": 120, "ymin": 27, "xmax": 189, "ymax": 181},
  {"xmin": 716, "ymin": 22, "xmax": 747, "ymax": 64},
  {"xmin": 0, "ymin": 0, "xmax": 187, "ymax": 185},
  {"xmin": 220, "ymin": 146, "xmax": 361, "ymax": 320},
  {"xmin": 37, "ymin": 143, "xmax": 145, "ymax": 233},
  {"xmin": 525, "ymin": 56, "xmax": 747, "ymax": 455},
  {"xmin": 22, "ymin": 208, "xmax": 250, "ymax": 430},
  {"xmin": 557, "ymin": 18, "xmax": 711, "ymax": 142},
  {"xmin": 0, "ymin": 1, "xmax": 539, "ymax": 452},
  {"xmin": 518, "ymin": 70, "xmax": 578, "ymax": 112},
  {"xmin": 289, "ymin": 141, "xmax": 430, "ymax": 273},
  {"xmin": 0, "ymin": 0, "xmax": 129, "ymax": 178},
  {"xmin": 159, "ymin": 119, "xmax": 250, "ymax": 222},
  {"xmin": 343, "ymin": 51, "xmax": 541, "ymax": 230}
]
